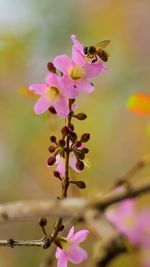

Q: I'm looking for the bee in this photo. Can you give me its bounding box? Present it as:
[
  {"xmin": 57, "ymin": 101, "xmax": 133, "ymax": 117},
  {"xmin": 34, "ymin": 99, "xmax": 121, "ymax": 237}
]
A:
[{"xmin": 83, "ymin": 40, "xmax": 111, "ymax": 63}]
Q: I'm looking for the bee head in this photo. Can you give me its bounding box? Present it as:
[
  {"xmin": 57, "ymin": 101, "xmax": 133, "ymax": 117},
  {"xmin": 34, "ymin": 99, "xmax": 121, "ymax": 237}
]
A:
[
  {"xmin": 88, "ymin": 46, "xmax": 96, "ymax": 54},
  {"xmin": 83, "ymin": 47, "xmax": 88, "ymax": 55}
]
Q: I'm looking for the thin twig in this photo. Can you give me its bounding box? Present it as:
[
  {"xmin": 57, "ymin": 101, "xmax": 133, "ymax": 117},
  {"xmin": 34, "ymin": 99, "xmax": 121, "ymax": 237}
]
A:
[
  {"xmin": 114, "ymin": 153, "xmax": 150, "ymax": 187},
  {"xmin": 0, "ymin": 238, "xmax": 50, "ymax": 249}
]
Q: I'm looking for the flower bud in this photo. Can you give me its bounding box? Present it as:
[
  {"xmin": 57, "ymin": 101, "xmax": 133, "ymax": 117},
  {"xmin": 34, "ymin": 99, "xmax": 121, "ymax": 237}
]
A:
[
  {"xmin": 80, "ymin": 133, "xmax": 90, "ymax": 143},
  {"xmin": 81, "ymin": 148, "xmax": 89, "ymax": 154},
  {"xmin": 75, "ymin": 141, "xmax": 82, "ymax": 148},
  {"xmin": 69, "ymin": 131, "xmax": 77, "ymax": 142},
  {"xmin": 47, "ymin": 156, "xmax": 56, "ymax": 166},
  {"xmin": 69, "ymin": 123, "xmax": 74, "ymax": 131},
  {"xmin": 70, "ymin": 180, "xmax": 86, "ymax": 189},
  {"xmin": 53, "ymin": 170, "xmax": 61, "ymax": 179},
  {"xmin": 48, "ymin": 106, "xmax": 57, "ymax": 114},
  {"xmin": 58, "ymin": 139, "xmax": 66, "ymax": 147},
  {"xmin": 76, "ymin": 160, "xmax": 84, "ymax": 171},
  {"xmin": 50, "ymin": 136, "xmax": 57, "ymax": 143},
  {"xmin": 61, "ymin": 126, "xmax": 69, "ymax": 137},
  {"xmin": 74, "ymin": 113, "xmax": 87, "ymax": 120},
  {"xmin": 39, "ymin": 217, "xmax": 47, "ymax": 227},
  {"xmin": 48, "ymin": 145, "xmax": 56, "ymax": 153},
  {"xmin": 76, "ymin": 151, "xmax": 85, "ymax": 160},
  {"xmin": 47, "ymin": 62, "xmax": 56, "ymax": 73}
]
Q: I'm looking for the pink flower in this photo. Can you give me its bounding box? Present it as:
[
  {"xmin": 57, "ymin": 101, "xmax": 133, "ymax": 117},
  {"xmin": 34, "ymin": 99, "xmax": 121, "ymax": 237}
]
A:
[
  {"xmin": 55, "ymin": 153, "xmax": 80, "ymax": 177},
  {"xmin": 106, "ymin": 200, "xmax": 139, "ymax": 244},
  {"xmin": 55, "ymin": 226, "xmax": 89, "ymax": 267},
  {"xmin": 53, "ymin": 35, "xmax": 108, "ymax": 95},
  {"xmin": 54, "ymin": 143, "xmax": 88, "ymax": 176},
  {"xmin": 29, "ymin": 73, "xmax": 77, "ymax": 117}
]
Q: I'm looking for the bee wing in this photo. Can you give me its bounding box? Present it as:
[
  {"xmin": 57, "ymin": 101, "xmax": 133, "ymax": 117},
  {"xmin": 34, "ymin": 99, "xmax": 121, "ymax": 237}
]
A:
[{"xmin": 95, "ymin": 40, "xmax": 111, "ymax": 49}]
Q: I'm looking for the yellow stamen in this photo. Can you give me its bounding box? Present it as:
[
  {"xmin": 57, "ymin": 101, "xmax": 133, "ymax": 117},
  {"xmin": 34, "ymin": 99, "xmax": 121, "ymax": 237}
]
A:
[
  {"xmin": 69, "ymin": 64, "xmax": 85, "ymax": 80},
  {"xmin": 45, "ymin": 86, "xmax": 60, "ymax": 101}
]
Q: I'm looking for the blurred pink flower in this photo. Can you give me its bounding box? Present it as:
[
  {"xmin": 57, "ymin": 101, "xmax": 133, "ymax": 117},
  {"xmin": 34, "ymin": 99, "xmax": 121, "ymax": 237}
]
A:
[
  {"xmin": 136, "ymin": 210, "xmax": 150, "ymax": 248},
  {"xmin": 29, "ymin": 73, "xmax": 77, "ymax": 117},
  {"xmin": 53, "ymin": 35, "xmax": 108, "ymax": 95},
  {"xmin": 55, "ymin": 226, "xmax": 89, "ymax": 267},
  {"xmin": 106, "ymin": 200, "xmax": 140, "ymax": 244}
]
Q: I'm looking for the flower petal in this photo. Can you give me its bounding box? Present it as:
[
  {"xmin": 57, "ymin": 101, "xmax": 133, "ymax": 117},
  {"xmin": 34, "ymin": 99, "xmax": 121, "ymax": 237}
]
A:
[
  {"xmin": 57, "ymin": 253, "xmax": 68, "ymax": 267},
  {"xmin": 71, "ymin": 230, "xmax": 89, "ymax": 245},
  {"xmin": 29, "ymin": 84, "xmax": 47, "ymax": 95},
  {"xmin": 67, "ymin": 226, "xmax": 74, "ymax": 239},
  {"xmin": 34, "ymin": 96, "xmax": 50, "ymax": 114},
  {"xmin": 84, "ymin": 62, "xmax": 107, "ymax": 78},
  {"xmin": 69, "ymin": 154, "xmax": 81, "ymax": 173},
  {"xmin": 54, "ymin": 96, "xmax": 69, "ymax": 118},
  {"xmin": 55, "ymin": 247, "xmax": 62, "ymax": 259},
  {"xmin": 65, "ymin": 245, "xmax": 88, "ymax": 264},
  {"xmin": 77, "ymin": 79, "xmax": 94, "ymax": 93},
  {"xmin": 55, "ymin": 155, "xmax": 65, "ymax": 177},
  {"xmin": 71, "ymin": 35, "xmax": 85, "ymax": 65},
  {"xmin": 45, "ymin": 73, "xmax": 61, "ymax": 88},
  {"xmin": 61, "ymin": 75, "xmax": 79, "ymax": 98},
  {"xmin": 53, "ymin": 55, "xmax": 73, "ymax": 74}
]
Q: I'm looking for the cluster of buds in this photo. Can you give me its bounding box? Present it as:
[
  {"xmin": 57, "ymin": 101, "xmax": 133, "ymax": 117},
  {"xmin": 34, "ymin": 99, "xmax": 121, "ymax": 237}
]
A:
[{"xmin": 47, "ymin": 110, "xmax": 90, "ymax": 189}]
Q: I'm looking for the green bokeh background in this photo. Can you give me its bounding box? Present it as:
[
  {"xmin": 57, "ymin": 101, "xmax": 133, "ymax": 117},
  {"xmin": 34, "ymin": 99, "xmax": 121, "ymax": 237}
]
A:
[{"xmin": 0, "ymin": 0, "xmax": 150, "ymax": 266}]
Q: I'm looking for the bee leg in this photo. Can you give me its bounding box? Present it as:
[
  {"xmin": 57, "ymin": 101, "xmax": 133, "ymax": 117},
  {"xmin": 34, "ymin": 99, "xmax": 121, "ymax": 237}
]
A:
[{"xmin": 92, "ymin": 55, "xmax": 97, "ymax": 63}]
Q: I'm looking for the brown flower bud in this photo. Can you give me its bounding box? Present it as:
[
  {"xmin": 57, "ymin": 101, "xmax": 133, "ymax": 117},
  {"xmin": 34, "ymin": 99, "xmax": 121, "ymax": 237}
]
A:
[
  {"xmin": 48, "ymin": 145, "xmax": 56, "ymax": 153},
  {"xmin": 81, "ymin": 148, "xmax": 89, "ymax": 154},
  {"xmin": 76, "ymin": 160, "xmax": 84, "ymax": 171},
  {"xmin": 47, "ymin": 156, "xmax": 56, "ymax": 166},
  {"xmin": 80, "ymin": 133, "xmax": 90, "ymax": 143},
  {"xmin": 48, "ymin": 106, "xmax": 57, "ymax": 114},
  {"xmin": 74, "ymin": 113, "xmax": 87, "ymax": 120},
  {"xmin": 53, "ymin": 171, "xmax": 61, "ymax": 179},
  {"xmin": 76, "ymin": 151, "xmax": 85, "ymax": 160},
  {"xmin": 69, "ymin": 131, "xmax": 77, "ymax": 142},
  {"xmin": 61, "ymin": 126, "xmax": 69, "ymax": 137},
  {"xmin": 50, "ymin": 136, "xmax": 57, "ymax": 143},
  {"xmin": 69, "ymin": 123, "xmax": 74, "ymax": 131},
  {"xmin": 70, "ymin": 180, "xmax": 86, "ymax": 189},
  {"xmin": 47, "ymin": 62, "xmax": 56, "ymax": 73},
  {"xmin": 75, "ymin": 141, "xmax": 82, "ymax": 148},
  {"xmin": 58, "ymin": 139, "xmax": 66, "ymax": 147},
  {"xmin": 39, "ymin": 217, "xmax": 47, "ymax": 227}
]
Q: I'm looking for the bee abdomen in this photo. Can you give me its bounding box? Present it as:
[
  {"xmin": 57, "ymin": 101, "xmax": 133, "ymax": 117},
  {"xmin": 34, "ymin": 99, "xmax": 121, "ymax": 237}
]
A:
[{"xmin": 97, "ymin": 50, "xmax": 108, "ymax": 62}]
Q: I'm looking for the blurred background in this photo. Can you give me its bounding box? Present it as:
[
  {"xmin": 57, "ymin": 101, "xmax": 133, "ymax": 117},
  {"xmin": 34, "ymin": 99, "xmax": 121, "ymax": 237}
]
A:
[{"xmin": 0, "ymin": 0, "xmax": 150, "ymax": 266}]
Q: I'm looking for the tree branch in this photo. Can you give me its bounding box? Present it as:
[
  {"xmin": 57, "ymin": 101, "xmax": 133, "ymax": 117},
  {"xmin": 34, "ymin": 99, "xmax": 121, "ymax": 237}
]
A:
[{"xmin": 0, "ymin": 181, "xmax": 150, "ymax": 223}]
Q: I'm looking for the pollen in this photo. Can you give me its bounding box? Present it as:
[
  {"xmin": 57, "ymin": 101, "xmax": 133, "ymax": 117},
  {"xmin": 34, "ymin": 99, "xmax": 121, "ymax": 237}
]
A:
[
  {"xmin": 45, "ymin": 86, "xmax": 60, "ymax": 101},
  {"xmin": 69, "ymin": 64, "xmax": 85, "ymax": 80}
]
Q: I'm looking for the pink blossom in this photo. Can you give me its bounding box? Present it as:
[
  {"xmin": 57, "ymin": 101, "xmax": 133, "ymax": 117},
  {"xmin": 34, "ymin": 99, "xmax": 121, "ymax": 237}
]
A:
[
  {"xmin": 106, "ymin": 200, "xmax": 140, "ymax": 244},
  {"xmin": 29, "ymin": 73, "xmax": 77, "ymax": 117},
  {"xmin": 53, "ymin": 35, "xmax": 109, "ymax": 95},
  {"xmin": 55, "ymin": 153, "xmax": 80, "ymax": 177},
  {"xmin": 55, "ymin": 226, "xmax": 89, "ymax": 267}
]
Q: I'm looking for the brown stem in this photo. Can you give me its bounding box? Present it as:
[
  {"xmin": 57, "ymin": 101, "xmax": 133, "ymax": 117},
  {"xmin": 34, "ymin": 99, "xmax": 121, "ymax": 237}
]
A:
[{"xmin": 49, "ymin": 100, "xmax": 72, "ymax": 244}]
